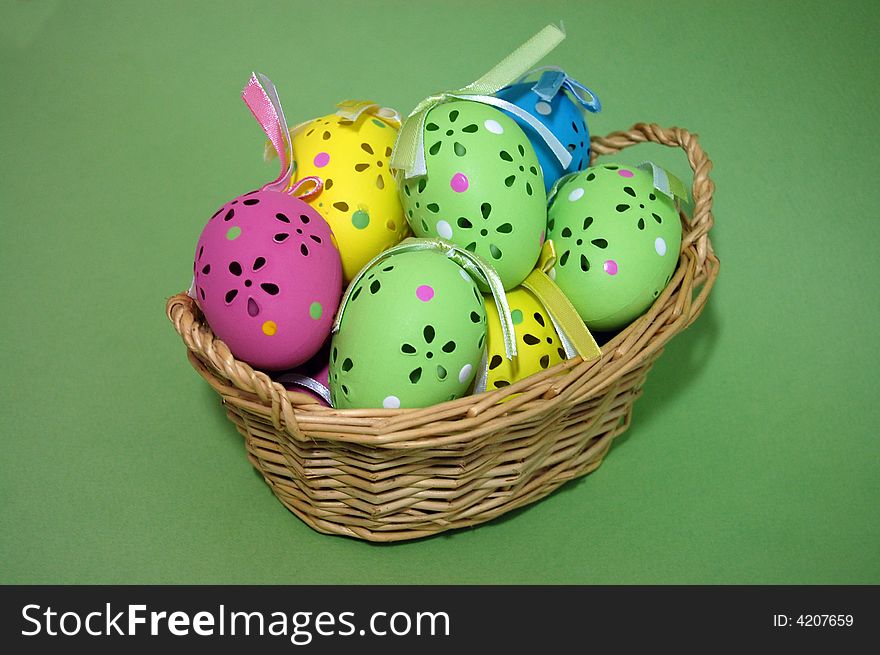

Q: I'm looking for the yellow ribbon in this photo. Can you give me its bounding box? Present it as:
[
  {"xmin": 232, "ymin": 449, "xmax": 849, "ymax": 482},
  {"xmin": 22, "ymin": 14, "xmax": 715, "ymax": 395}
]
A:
[
  {"xmin": 390, "ymin": 23, "xmax": 569, "ymax": 178},
  {"xmin": 521, "ymin": 240, "xmax": 601, "ymax": 361}
]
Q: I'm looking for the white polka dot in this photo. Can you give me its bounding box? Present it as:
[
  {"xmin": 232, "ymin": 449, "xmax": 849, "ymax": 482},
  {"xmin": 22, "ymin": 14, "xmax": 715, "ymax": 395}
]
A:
[
  {"xmin": 535, "ymin": 101, "xmax": 552, "ymax": 116},
  {"xmin": 459, "ymin": 268, "xmax": 471, "ymax": 282},
  {"xmin": 568, "ymin": 187, "xmax": 584, "ymax": 202},
  {"xmin": 548, "ymin": 267, "xmax": 557, "ymax": 280},
  {"xmin": 458, "ymin": 363, "xmax": 473, "ymax": 383},
  {"xmin": 382, "ymin": 395, "xmax": 401, "ymax": 409},
  {"xmin": 654, "ymin": 236, "xmax": 667, "ymax": 256},
  {"xmin": 436, "ymin": 219, "xmax": 453, "ymax": 240},
  {"xmin": 484, "ymin": 119, "xmax": 504, "ymax": 134}
]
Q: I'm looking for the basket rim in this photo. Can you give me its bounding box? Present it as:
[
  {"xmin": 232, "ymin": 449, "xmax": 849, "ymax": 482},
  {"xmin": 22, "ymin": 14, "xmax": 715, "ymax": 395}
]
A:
[{"xmin": 166, "ymin": 122, "xmax": 719, "ymax": 447}]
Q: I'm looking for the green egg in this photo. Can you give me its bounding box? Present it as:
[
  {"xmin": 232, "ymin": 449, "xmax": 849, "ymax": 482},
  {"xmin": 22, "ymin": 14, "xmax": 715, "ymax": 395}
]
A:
[
  {"xmin": 547, "ymin": 163, "xmax": 683, "ymax": 331},
  {"xmin": 329, "ymin": 249, "xmax": 487, "ymax": 409},
  {"xmin": 400, "ymin": 100, "xmax": 547, "ymax": 290}
]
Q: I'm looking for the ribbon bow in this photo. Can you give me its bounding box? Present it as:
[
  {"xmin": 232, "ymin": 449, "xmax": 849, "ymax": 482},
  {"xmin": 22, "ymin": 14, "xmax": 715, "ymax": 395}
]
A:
[
  {"xmin": 518, "ymin": 66, "xmax": 601, "ymax": 113},
  {"xmin": 333, "ymin": 238, "xmax": 519, "ymax": 360},
  {"xmin": 391, "ymin": 24, "xmax": 572, "ymax": 179},
  {"xmin": 335, "ymin": 100, "xmax": 402, "ymax": 128}
]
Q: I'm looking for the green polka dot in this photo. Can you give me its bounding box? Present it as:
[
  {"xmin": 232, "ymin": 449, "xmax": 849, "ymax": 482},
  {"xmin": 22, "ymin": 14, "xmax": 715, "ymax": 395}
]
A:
[
  {"xmin": 352, "ymin": 210, "xmax": 370, "ymax": 230},
  {"xmin": 371, "ymin": 119, "xmax": 386, "ymax": 128},
  {"xmin": 511, "ymin": 309, "xmax": 523, "ymax": 325},
  {"xmin": 226, "ymin": 226, "xmax": 241, "ymax": 240},
  {"xmin": 309, "ymin": 302, "xmax": 323, "ymax": 320}
]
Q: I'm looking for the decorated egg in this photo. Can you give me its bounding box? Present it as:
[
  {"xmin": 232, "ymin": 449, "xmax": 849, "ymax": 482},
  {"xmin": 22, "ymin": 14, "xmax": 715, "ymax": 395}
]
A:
[
  {"xmin": 329, "ymin": 248, "xmax": 487, "ymax": 409},
  {"xmin": 496, "ymin": 69, "xmax": 600, "ymax": 193},
  {"xmin": 399, "ymin": 100, "xmax": 547, "ymax": 289},
  {"xmin": 287, "ymin": 106, "xmax": 410, "ymax": 281},
  {"xmin": 193, "ymin": 190, "xmax": 343, "ymax": 370},
  {"xmin": 547, "ymin": 163, "xmax": 683, "ymax": 331},
  {"xmin": 483, "ymin": 287, "xmax": 566, "ymax": 390}
]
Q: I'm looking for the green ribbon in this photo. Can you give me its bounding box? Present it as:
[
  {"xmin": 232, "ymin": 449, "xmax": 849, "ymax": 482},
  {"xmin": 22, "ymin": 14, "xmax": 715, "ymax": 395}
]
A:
[
  {"xmin": 390, "ymin": 23, "xmax": 568, "ymax": 178},
  {"xmin": 333, "ymin": 238, "xmax": 518, "ymax": 359}
]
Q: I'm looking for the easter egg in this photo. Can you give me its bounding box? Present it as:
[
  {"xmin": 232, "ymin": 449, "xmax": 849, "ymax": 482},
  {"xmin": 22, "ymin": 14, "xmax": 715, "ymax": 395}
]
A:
[
  {"xmin": 400, "ymin": 100, "xmax": 546, "ymax": 289},
  {"xmin": 484, "ymin": 287, "xmax": 566, "ymax": 390},
  {"xmin": 496, "ymin": 79, "xmax": 594, "ymax": 192},
  {"xmin": 290, "ymin": 111, "xmax": 409, "ymax": 281},
  {"xmin": 193, "ymin": 189, "xmax": 343, "ymax": 370},
  {"xmin": 330, "ymin": 249, "xmax": 486, "ymax": 409},
  {"xmin": 547, "ymin": 164, "xmax": 682, "ymax": 331}
]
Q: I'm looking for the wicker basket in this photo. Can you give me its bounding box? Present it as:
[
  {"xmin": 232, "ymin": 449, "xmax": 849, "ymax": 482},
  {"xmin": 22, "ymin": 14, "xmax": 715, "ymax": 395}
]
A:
[{"xmin": 166, "ymin": 123, "xmax": 717, "ymax": 542}]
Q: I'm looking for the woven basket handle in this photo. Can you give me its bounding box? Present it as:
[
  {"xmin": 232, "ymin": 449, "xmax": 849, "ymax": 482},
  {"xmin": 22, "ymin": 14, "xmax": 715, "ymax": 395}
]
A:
[
  {"xmin": 166, "ymin": 293, "xmax": 304, "ymax": 439},
  {"xmin": 589, "ymin": 123, "xmax": 715, "ymax": 273}
]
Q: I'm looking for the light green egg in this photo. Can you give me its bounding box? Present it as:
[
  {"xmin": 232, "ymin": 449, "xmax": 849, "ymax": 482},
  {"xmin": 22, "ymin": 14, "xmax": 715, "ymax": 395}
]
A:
[
  {"xmin": 329, "ymin": 249, "xmax": 487, "ymax": 409},
  {"xmin": 400, "ymin": 100, "xmax": 547, "ymax": 290},
  {"xmin": 547, "ymin": 163, "xmax": 683, "ymax": 331}
]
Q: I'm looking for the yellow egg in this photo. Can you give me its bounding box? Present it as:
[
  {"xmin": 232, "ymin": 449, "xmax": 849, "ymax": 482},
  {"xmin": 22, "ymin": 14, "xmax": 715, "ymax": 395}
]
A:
[
  {"xmin": 289, "ymin": 109, "xmax": 410, "ymax": 281},
  {"xmin": 484, "ymin": 287, "xmax": 566, "ymax": 390}
]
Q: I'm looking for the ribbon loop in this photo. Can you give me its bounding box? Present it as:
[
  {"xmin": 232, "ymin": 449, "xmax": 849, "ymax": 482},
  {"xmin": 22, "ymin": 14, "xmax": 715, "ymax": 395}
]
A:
[
  {"xmin": 333, "ymin": 238, "xmax": 518, "ymax": 360},
  {"xmin": 531, "ymin": 69, "xmax": 567, "ymax": 101},
  {"xmin": 518, "ymin": 65, "xmax": 601, "ymax": 113},
  {"xmin": 336, "ymin": 100, "xmax": 402, "ymax": 128},
  {"xmin": 391, "ymin": 23, "xmax": 568, "ymax": 179},
  {"xmin": 242, "ymin": 72, "xmax": 295, "ymax": 192}
]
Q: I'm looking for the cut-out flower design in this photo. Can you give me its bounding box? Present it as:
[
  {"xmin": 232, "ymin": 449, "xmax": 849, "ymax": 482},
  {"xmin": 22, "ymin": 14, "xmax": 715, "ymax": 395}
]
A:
[
  {"xmin": 498, "ymin": 143, "xmax": 541, "ymax": 197},
  {"xmin": 221, "ymin": 254, "xmax": 279, "ymax": 318},
  {"xmin": 354, "ymin": 142, "xmax": 394, "ymax": 190},
  {"xmin": 399, "ymin": 324, "xmax": 459, "ymax": 384},
  {"xmin": 424, "ymin": 107, "xmax": 479, "ymax": 158}
]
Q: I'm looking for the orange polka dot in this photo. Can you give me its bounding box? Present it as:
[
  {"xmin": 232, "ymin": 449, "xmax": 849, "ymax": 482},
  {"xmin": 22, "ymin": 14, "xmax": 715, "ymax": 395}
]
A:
[{"xmin": 262, "ymin": 320, "xmax": 277, "ymax": 336}]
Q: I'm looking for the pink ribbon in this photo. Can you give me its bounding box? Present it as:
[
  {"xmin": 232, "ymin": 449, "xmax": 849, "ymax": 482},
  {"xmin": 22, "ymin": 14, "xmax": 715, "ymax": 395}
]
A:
[{"xmin": 242, "ymin": 72, "xmax": 295, "ymax": 192}]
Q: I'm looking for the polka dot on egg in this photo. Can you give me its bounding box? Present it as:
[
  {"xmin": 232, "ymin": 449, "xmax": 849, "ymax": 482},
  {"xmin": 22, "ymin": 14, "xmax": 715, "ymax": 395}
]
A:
[
  {"xmin": 458, "ymin": 363, "xmax": 473, "ymax": 384},
  {"xmin": 416, "ymin": 285, "xmax": 435, "ymax": 302},
  {"xmin": 352, "ymin": 210, "xmax": 370, "ymax": 229},
  {"xmin": 226, "ymin": 226, "xmax": 241, "ymax": 240},
  {"xmin": 568, "ymin": 187, "xmax": 584, "ymax": 202},
  {"xmin": 314, "ymin": 152, "xmax": 330, "ymax": 168},
  {"xmin": 309, "ymin": 302, "xmax": 323, "ymax": 320},
  {"xmin": 655, "ymin": 236, "xmax": 667, "ymax": 256},
  {"xmin": 371, "ymin": 119, "xmax": 386, "ymax": 129},
  {"xmin": 261, "ymin": 320, "xmax": 277, "ymax": 336},
  {"xmin": 535, "ymin": 101, "xmax": 552, "ymax": 116},
  {"xmin": 604, "ymin": 260, "xmax": 619, "ymax": 275},
  {"xmin": 436, "ymin": 219, "xmax": 453, "ymax": 240},
  {"xmin": 383, "ymin": 395, "xmax": 401, "ymax": 409},
  {"xmin": 618, "ymin": 169, "xmax": 634, "ymax": 178},
  {"xmin": 450, "ymin": 173, "xmax": 469, "ymax": 193},
  {"xmin": 511, "ymin": 309, "xmax": 523, "ymax": 325},
  {"xmin": 484, "ymin": 119, "xmax": 504, "ymax": 134}
]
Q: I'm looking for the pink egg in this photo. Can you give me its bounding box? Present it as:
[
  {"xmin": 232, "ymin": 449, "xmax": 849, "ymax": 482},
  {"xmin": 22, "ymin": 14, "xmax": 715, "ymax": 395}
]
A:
[{"xmin": 192, "ymin": 189, "xmax": 343, "ymax": 370}]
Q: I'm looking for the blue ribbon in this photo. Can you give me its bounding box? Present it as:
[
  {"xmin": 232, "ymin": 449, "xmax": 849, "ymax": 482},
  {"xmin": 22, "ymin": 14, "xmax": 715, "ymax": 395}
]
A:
[{"xmin": 522, "ymin": 67, "xmax": 601, "ymax": 113}]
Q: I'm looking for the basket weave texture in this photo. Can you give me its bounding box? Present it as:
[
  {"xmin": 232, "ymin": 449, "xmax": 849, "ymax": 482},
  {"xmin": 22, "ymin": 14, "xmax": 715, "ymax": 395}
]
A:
[{"xmin": 166, "ymin": 124, "xmax": 718, "ymax": 542}]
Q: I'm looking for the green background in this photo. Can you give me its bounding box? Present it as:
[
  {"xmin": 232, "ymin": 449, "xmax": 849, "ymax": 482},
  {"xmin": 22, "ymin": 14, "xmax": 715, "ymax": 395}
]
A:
[{"xmin": 1, "ymin": 0, "xmax": 878, "ymax": 584}]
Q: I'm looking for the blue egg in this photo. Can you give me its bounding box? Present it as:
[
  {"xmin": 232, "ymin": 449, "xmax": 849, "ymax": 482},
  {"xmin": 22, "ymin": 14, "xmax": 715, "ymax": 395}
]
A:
[{"xmin": 496, "ymin": 72, "xmax": 600, "ymax": 193}]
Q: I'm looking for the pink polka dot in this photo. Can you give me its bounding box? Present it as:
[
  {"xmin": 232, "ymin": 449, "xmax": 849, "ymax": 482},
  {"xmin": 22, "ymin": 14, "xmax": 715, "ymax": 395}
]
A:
[
  {"xmin": 604, "ymin": 260, "xmax": 619, "ymax": 275},
  {"xmin": 618, "ymin": 169, "xmax": 633, "ymax": 178},
  {"xmin": 450, "ymin": 173, "xmax": 469, "ymax": 193},
  {"xmin": 314, "ymin": 152, "xmax": 330, "ymax": 168},
  {"xmin": 416, "ymin": 285, "xmax": 435, "ymax": 302}
]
